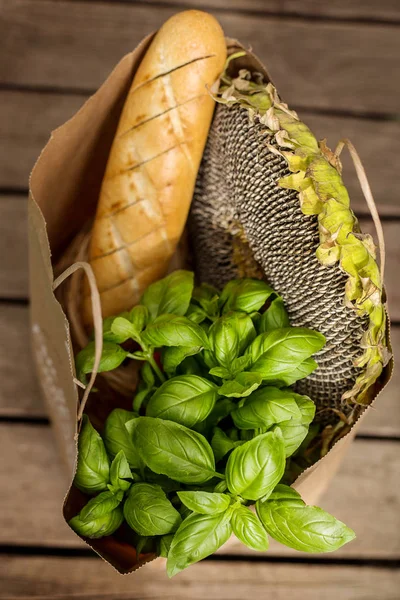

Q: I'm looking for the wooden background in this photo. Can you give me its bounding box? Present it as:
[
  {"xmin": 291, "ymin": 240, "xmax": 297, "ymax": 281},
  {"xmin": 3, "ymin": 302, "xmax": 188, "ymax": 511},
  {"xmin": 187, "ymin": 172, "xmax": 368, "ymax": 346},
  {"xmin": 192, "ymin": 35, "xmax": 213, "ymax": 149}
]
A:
[{"xmin": 0, "ymin": 1, "xmax": 399, "ymax": 598}]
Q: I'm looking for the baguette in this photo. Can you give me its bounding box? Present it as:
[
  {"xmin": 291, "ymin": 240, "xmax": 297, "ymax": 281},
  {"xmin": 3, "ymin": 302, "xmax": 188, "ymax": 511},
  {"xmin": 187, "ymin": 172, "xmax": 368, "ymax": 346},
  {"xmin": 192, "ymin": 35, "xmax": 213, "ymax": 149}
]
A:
[{"xmin": 83, "ymin": 10, "xmax": 226, "ymax": 322}]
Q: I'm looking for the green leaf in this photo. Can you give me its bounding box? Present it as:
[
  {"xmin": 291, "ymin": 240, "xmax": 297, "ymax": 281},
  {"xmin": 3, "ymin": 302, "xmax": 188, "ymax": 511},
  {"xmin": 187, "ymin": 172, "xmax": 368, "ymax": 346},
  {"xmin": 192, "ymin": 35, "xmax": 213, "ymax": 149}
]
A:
[
  {"xmin": 209, "ymin": 366, "xmax": 232, "ymax": 379},
  {"xmin": 177, "ymin": 491, "xmax": 231, "ymax": 515},
  {"xmin": 186, "ymin": 304, "xmax": 208, "ymax": 324},
  {"xmin": 246, "ymin": 328, "xmax": 325, "ymax": 380},
  {"xmin": 220, "ymin": 279, "xmax": 274, "ymax": 314},
  {"xmin": 227, "ymin": 312, "xmax": 257, "ymax": 356},
  {"xmin": 256, "ymin": 488, "xmax": 356, "ymax": 552},
  {"xmin": 158, "ymin": 534, "xmax": 175, "ymax": 558},
  {"xmin": 75, "ymin": 341, "xmax": 128, "ymax": 384},
  {"xmin": 133, "ymin": 417, "xmax": 216, "ymax": 484},
  {"xmin": 123, "ymin": 483, "xmax": 182, "ymax": 536},
  {"xmin": 271, "ymin": 421, "xmax": 309, "ymax": 457},
  {"xmin": 162, "ymin": 346, "xmax": 202, "ymax": 375},
  {"xmin": 230, "ymin": 355, "xmax": 252, "ymax": 376},
  {"xmin": 266, "ymin": 484, "xmax": 305, "ymax": 506},
  {"xmin": 128, "ymin": 305, "xmax": 149, "ymax": 334},
  {"xmin": 69, "ymin": 506, "xmax": 123, "ymax": 539},
  {"xmin": 141, "ymin": 361, "xmax": 155, "ymax": 388},
  {"xmin": 231, "ymin": 505, "xmax": 269, "ymax": 551},
  {"xmin": 74, "ymin": 415, "xmax": 110, "ymax": 494},
  {"xmin": 208, "ymin": 316, "xmax": 240, "ymax": 369},
  {"xmin": 218, "ymin": 372, "xmax": 262, "ymax": 398},
  {"xmin": 225, "ymin": 430, "xmax": 286, "ymax": 501},
  {"xmin": 178, "ymin": 356, "xmax": 204, "ymax": 376},
  {"xmin": 103, "ymin": 409, "xmax": 140, "ymax": 469},
  {"xmin": 141, "ymin": 270, "xmax": 194, "ymax": 320},
  {"xmin": 272, "ymin": 357, "xmax": 318, "ymax": 387},
  {"xmin": 142, "ymin": 315, "xmax": 209, "ymax": 349},
  {"xmin": 211, "ymin": 428, "xmax": 241, "ymax": 462},
  {"xmin": 167, "ymin": 511, "xmax": 232, "ymax": 577},
  {"xmin": 144, "ymin": 472, "xmax": 182, "ymax": 493},
  {"xmin": 292, "ymin": 393, "xmax": 316, "ymax": 425},
  {"xmin": 193, "ymin": 398, "xmax": 235, "ymax": 436},
  {"xmin": 109, "ymin": 450, "xmax": 132, "ymax": 492},
  {"xmin": 80, "ymin": 490, "xmax": 123, "ymax": 523},
  {"xmin": 259, "ymin": 297, "xmax": 290, "ymax": 333},
  {"xmin": 232, "ymin": 387, "xmax": 302, "ymax": 430},
  {"xmin": 146, "ymin": 375, "xmax": 218, "ymax": 427},
  {"xmin": 111, "ymin": 317, "xmax": 138, "ymax": 343},
  {"xmin": 102, "ymin": 314, "xmax": 130, "ymax": 343}
]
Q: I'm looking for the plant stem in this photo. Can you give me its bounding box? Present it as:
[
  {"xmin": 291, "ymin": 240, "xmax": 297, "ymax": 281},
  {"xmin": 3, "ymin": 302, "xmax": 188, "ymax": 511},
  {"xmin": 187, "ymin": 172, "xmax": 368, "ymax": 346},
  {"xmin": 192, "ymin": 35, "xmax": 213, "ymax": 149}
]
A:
[
  {"xmin": 148, "ymin": 354, "xmax": 166, "ymax": 383},
  {"xmin": 213, "ymin": 472, "xmax": 226, "ymax": 480}
]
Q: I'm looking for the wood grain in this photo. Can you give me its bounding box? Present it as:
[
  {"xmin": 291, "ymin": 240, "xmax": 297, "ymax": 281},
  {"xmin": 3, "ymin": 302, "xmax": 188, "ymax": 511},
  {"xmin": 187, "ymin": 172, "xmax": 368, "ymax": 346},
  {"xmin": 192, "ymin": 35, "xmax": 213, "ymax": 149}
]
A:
[
  {"xmin": 1, "ymin": 556, "xmax": 399, "ymax": 600},
  {"xmin": 0, "ymin": 196, "xmax": 28, "ymax": 298},
  {"xmin": 1, "ymin": 1, "xmax": 399, "ymax": 114},
  {"xmin": 110, "ymin": 0, "xmax": 400, "ymax": 22},
  {"xmin": 1, "ymin": 89, "xmax": 399, "ymax": 213},
  {"xmin": 1, "ymin": 423, "xmax": 399, "ymax": 558},
  {"xmin": 0, "ymin": 305, "xmax": 45, "ymax": 417}
]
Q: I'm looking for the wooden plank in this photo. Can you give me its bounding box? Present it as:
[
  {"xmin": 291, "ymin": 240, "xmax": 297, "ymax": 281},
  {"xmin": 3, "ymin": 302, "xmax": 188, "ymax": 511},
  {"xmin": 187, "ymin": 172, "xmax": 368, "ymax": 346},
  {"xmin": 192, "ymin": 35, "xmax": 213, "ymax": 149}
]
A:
[
  {"xmin": 1, "ymin": 423, "xmax": 399, "ymax": 558},
  {"xmin": 0, "ymin": 305, "xmax": 45, "ymax": 417},
  {"xmin": 1, "ymin": 1, "xmax": 400, "ymax": 114},
  {"xmin": 1, "ymin": 90, "xmax": 399, "ymax": 214},
  {"xmin": 1, "ymin": 556, "xmax": 399, "ymax": 600},
  {"xmin": 0, "ymin": 196, "xmax": 28, "ymax": 298},
  {"xmin": 108, "ymin": 0, "xmax": 400, "ymax": 22},
  {"xmin": 0, "ymin": 91, "xmax": 85, "ymax": 189}
]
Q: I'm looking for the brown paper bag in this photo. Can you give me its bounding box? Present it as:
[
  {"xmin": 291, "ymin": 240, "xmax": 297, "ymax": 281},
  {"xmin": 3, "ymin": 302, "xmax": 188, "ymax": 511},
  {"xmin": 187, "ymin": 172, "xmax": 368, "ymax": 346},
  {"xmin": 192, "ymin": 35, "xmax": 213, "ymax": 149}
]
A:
[{"xmin": 29, "ymin": 35, "xmax": 393, "ymax": 574}]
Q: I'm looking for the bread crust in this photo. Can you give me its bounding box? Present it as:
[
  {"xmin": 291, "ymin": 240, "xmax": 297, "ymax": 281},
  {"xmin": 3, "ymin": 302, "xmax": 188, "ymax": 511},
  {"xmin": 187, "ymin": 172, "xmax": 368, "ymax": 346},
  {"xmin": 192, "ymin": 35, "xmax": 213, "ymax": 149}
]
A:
[{"xmin": 84, "ymin": 10, "xmax": 226, "ymax": 322}]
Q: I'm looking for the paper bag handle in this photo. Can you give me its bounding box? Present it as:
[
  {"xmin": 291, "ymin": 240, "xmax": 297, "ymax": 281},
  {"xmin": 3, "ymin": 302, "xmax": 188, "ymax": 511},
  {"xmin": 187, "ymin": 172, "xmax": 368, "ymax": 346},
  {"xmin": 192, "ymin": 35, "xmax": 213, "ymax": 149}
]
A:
[
  {"xmin": 53, "ymin": 261, "xmax": 103, "ymax": 422},
  {"xmin": 335, "ymin": 139, "xmax": 385, "ymax": 282}
]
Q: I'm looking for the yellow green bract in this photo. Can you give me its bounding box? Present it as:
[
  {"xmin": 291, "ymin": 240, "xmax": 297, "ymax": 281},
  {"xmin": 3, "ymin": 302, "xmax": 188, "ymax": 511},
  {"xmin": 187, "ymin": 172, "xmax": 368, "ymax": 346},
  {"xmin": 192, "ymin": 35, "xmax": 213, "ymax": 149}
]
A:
[{"xmin": 217, "ymin": 62, "xmax": 387, "ymax": 405}]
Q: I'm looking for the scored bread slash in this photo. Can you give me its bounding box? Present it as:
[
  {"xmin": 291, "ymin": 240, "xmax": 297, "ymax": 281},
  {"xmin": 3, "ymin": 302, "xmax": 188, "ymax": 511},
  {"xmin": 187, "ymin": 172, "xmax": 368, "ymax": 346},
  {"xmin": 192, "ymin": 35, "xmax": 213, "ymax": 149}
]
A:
[{"xmin": 83, "ymin": 10, "xmax": 227, "ymax": 324}]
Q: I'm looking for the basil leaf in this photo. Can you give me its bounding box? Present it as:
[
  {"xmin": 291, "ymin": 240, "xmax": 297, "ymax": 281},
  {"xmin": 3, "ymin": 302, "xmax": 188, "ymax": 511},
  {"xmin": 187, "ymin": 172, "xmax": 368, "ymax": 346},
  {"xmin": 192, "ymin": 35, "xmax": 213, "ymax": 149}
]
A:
[
  {"xmin": 158, "ymin": 533, "xmax": 175, "ymax": 558},
  {"xmin": 80, "ymin": 490, "xmax": 123, "ymax": 523},
  {"xmin": 256, "ymin": 493, "xmax": 355, "ymax": 553},
  {"xmin": 272, "ymin": 357, "xmax": 318, "ymax": 387},
  {"xmin": 220, "ymin": 279, "xmax": 274, "ymax": 314},
  {"xmin": 271, "ymin": 421, "xmax": 309, "ymax": 457},
  {"xmin": 186, "ymin": 304, "xmax": 208, "ymax": 324},
  {"xmin": 208, "ymin": 316, "xmax": 239, "ymax": 368},
  {"xmin": 209, "ymin": 366, "xmax": 232, "ymax": 379},
  {"xmin": 109, "ymin": 450, "xmax": 132, "ymax": 492},
  {"xmin": 167, "ymin": 511, "xmax": 232, "ymax": 577},
  {"xmin": 178, "ymin": 491, "xmax": 231, "ymax": 515},
  {"xmin": 162, "ymin": 346, "xmax": 202, "ymax": 375},
  {"xmin": 218, "ymin": 372, "xmax": 262, "ymax": 398},
  {"xmin": 246, "ymin": 328, "xmax": 325, "ymax": 380},
  {"xmin": 141, "ymin": 270, "xmax": 194, "ymax": 320},
  {"xmin": 292, "ymin": 393, "xmax": 316, "ymax": 425},
  {"xmin": 226, "ymin": 429, "xmax": 285, "ymax": 501},
  {"xmin": 124, "ymin": 483, "xmax": 182, "ymax": 536},
  {"xmin": 193, "ymin": 398, "xmax": 235, "ymax": 436},
  {"xmin": 232, "ymin": 387, "xmax": 302, "ymax": 430},
  {"xmin": 211, "ymin": 428, "xmax": 244, "ymax": 462},
  {"xmin": 103, "ymin": 409, "xmax": 140, "ymax": 469},
  {"xmin": 69, "ymin": 506, "xmax": 123, "ymax": 539},
  {"xmin": 75, "ymin": 341, "xmax": 128, "ymax": 384},
  {"xmin": 192, "ymin": 283, "xmax": 220, "ymax": 319},
  {"xmin": 230, "ymin": 355, "xmax": 252, "ymax": 376},
  {"xmin": 231, "ymin": 505, "xmax": 269, "ymax": 551},
  {"xmin": 102, "ymin": 314, "xmax": 130, "ymax": 343},
  {"xmin": 267, "ymin": 484, "xmax": 305, "ymax": 506},
  {"xmin": 146, "ymin": 375, "xmax": 218, "ymax": 427},
  {"xmin": 133, "ymin": 417, "xmax": 216, "ymax": 484},
  {"xmin": 110, "ymin": 317, "xmax": 138, "ymax": 343},
  {"xmin": 228, "ymin": 313, "xmax": 257, "ymax": 355},
  {"xmin": 178, "ymin": 356, "xmax": 204, "ymax": 376},
  {"xmin": 259, "ymin": 297, "xmax": 290, "ymax": 333},
  {"xmin": 74, "ymin": 415, "xmax": 110, "ymax": 494},
  {"xmin": 144, "ymin": 471, "xmax": 182, "ymax": 493},
  {"xmin": 142, "ymin": 315, "xmax": 209, "ymax": 349},
  {"xmin": 128, "ymin": 305, "xmax": 149, "ymax": 334}
]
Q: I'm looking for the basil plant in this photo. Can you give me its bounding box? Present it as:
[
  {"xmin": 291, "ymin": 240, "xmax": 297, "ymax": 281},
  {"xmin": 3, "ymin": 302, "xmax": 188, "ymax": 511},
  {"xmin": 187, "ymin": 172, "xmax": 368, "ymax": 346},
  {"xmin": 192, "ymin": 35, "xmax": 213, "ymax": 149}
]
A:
[{"xmin": 70, "ymin": 271, "xmax": 355, "ymax": 576}]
